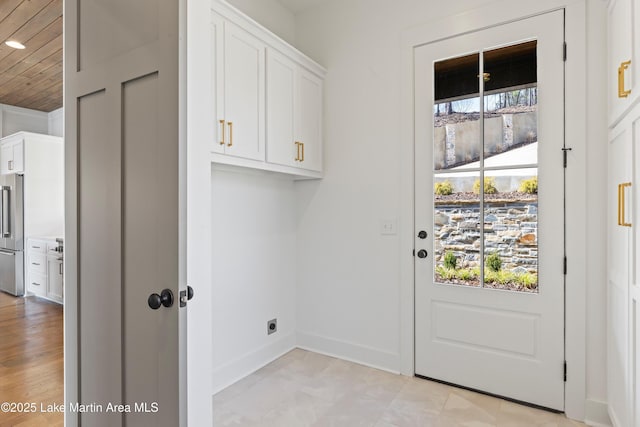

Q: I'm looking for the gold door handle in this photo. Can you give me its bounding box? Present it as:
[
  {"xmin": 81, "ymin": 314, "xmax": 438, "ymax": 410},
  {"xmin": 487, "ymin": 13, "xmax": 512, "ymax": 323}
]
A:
[
  {"xmin": 300, "ymin": 142, "xmax": 304, "ymax": 162},
  {"xmin": 618, "ymin": 60, "xmax": 632, "ymax": 98},
  {"xmin": 619, "ymin": 182, "xmax": 632, "ymax": 227},
  {"xmin": 219, "ymin": 119, "xmax": 225, "ymax": 145},
  {"xmin": 227, "ymin": 122, "xmax": 233, "ymax": 147},
  {"xmin": 294, "ymin": 142, "xmax": 301, "ymax": 161}
]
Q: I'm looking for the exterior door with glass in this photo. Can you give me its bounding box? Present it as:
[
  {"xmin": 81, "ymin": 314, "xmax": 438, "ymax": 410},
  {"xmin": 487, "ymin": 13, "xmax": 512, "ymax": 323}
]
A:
[{"xmin": 414, "ymin": 10, "xmax": 565, "ymax": 410}]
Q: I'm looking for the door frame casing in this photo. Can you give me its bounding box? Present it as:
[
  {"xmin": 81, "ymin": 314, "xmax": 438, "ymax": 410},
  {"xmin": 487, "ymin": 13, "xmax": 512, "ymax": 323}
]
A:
[{"xmin": 399, "ymin": 0, "xmax": 587, "ymax": 420}]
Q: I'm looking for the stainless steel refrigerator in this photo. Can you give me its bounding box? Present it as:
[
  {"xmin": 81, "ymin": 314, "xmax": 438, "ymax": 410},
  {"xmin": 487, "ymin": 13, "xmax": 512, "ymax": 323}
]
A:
[{"xmin": 0, "ymin": 174, "xmax": 24, "ymax": 296}]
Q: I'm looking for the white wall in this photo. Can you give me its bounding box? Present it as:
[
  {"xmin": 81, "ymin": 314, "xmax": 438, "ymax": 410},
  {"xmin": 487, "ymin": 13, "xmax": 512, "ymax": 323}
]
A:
[
  {"xmin": 585, "ymin": 0, "xmax": 609, "ymax": 416},
  {"xmin": 293, "ymin": 0, "xmax": 608, "ymax": 413},
  {"xmin": 0, "ymin": 104, "xmax": 48, "ymax": 137},
  {"xmin": 293, "ymin": 0, "xmax": 503, "ymax": 371},
  {"xmin": 211, "ymin": 166, "xmax": 297, "ymax": 393},
  {"xmin": 48, "ymin": 108, "xmax": 64, "ymax": 137},
  {"xmin": 226, "ymin": 0, "xmax": 295, "ymax": 45}
]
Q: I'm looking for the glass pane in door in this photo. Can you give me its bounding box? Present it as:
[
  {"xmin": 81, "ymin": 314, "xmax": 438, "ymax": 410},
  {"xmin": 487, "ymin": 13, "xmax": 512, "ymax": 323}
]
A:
[
  {"xmin": 434, "ymin": 53, "xmax": 480, "ymax": 171},
  {"xmin": 434, "ymin": 173, "xmax": 481, "ymax": 286},
  {"xmin": 433, "ymin": 53, "xmax": 481, "ymax": 287},
  {"xmin": 483, "ymin": 41, "xmax": 539, "ymax": 292},
  {"xmin": 483, "ymin": 41, "xmax": 538, "ymax": 166}
]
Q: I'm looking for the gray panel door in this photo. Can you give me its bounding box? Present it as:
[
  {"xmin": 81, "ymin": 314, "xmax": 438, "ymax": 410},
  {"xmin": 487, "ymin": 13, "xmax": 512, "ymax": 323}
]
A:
[{"xmin": 64, "ymin": 1, "xmax": 187, "ymax": 426}]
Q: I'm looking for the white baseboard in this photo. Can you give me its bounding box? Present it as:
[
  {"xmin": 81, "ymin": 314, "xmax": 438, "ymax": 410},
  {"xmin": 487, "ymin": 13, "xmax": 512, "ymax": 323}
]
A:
[
  {"xmin": 583, "ymin": 399, "xmax": 611, "ymax": 427},
  {"xmin": 296, "ymin": 330, "xmax": 401, "ymax": 375},
  {"xmin": 606, "ymin": 404, "xmax": 621, "ymax": 427},
  {"xmin": 212, "ymin": 332, "xmax": 296, "ymax": 395}
]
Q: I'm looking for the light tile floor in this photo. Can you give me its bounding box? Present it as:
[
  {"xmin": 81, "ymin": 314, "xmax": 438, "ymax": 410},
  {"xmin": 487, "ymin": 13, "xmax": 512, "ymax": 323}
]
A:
[{"xmin": 213, "ymin": 349, "xmax": 587, "ymax": 427}]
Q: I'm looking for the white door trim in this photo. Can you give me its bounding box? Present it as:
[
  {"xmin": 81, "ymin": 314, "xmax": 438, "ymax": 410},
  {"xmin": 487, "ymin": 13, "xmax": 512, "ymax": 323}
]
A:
[{"xmin": 400, "ymin": 0, "xmax": 587, "ymax": 420}]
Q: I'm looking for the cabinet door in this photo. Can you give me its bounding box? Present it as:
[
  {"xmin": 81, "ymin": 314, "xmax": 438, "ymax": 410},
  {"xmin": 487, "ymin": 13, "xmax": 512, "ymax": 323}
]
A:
[
  {"xmin": 211, "ymin": 13, "xmax": 225, "ymax": 154},
  {"xmin": 608, "ymin": 0, "xmax": 634, "ymax": 124},
  {"xmin": 29, "ymin": 272, "xmax": 46, "ymax": 297},
  {"xmin": 223, "ymin": 21, "xmax": 265, "ymax": 161},
  {"xmin": 11, "ymin": 141, "xmax": 24, "ymax": 173},
  {"xmin": 608, "ymin": 121, "xmax": 632, "ymax": 427},
  {"xmin": 47, "ymin": 257, "xmax": 63, "ymax": 302},
  {"xmin": 296, "ymin": 68, "xmax": 323, "ymax": 172},
  {"xmin": 0, "ymin": 143, "xmax": 13, "ymax": 174},
  {"xmin": 633, "ymin": 114, "xmax": 640, "ymax": 427},
  {"xmin": 266, "ymin": 49, "xmax": 297, "ymax": 167},
  {"xmin": 29, "ymin": 253, "xmax": 46, "ymax": 275}
]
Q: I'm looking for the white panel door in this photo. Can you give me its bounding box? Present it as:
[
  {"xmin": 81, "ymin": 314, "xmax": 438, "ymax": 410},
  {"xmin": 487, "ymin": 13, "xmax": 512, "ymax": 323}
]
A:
[
  {"xmin": 64, "ymin": 0, "xmax": 187, "ymax": 426},
  {"xmin": 608, "ymin": 120, "xmax": 632, "ymax": 427},
  {"xmin": 266, "ymin": 48, "xmax": 297, "ymax": 167},
  {"xmin": 633, "ymin": 119, "xmax": 640, "ymax": 427},
  {"xmin": 223, "ymin": 21, "xmax": 265, "ymax": 161},
  {"xmin": 414, "ymin": 11, "xmax": 565, "ymax": 410},
  {"xmin": 296, "ymin": 68, "xmax": 323, "ymax": 172}
]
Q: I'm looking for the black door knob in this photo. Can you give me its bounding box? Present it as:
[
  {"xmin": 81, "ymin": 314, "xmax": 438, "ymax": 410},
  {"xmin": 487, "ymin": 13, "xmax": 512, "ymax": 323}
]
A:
[
  {"xmin": 148, "ymin": 289, "xmax": 174, "ymax": 310},
  {"xmin": 187, "ymin": 285, "xmax": 194, "ymax": 300},
  {"xmin": 418, "ymin": 230, "xmax": 427, "ymax": 239},
  {"xmin": 417, "ymin": 249, "xmax": 428, "ymax": 259}
]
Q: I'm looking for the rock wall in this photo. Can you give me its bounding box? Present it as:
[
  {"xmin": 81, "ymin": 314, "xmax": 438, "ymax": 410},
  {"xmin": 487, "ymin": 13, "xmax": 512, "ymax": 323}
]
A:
[{"xmin": 434, "ymin": 200, "xmax": 538, "ymax": 273}]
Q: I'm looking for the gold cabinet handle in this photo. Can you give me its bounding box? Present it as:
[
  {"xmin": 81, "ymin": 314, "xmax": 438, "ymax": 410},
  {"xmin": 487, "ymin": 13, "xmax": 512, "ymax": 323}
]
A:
[
  {"xmin": 619, "ymin": 182, "xmax": 632, "ymax": 227},
  {"xmin": 227, "ymin": 122, "xmax": 233, "ymax": 147},
  {"xmin": 301, "ymin": 142, "xmax": 304, "ymax": 162},
  {"xmin": 294, "ymin": 141, "xmax": 301, "ymax": 161},
  {"xmin": 219, "ymin": 119, "xmax": 225, "ymax": 145},
  {"xmin": 619, "ymin": 60, "xmax": 632, "ymax": 98},
  {"xmin": 618, "ymin": 184, "xmax": 622, "ymax": 225}
]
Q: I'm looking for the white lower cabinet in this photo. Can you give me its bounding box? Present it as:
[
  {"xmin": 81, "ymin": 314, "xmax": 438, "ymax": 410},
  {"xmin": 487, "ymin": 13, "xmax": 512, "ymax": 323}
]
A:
[
  {"xmin": 46, "ymin": 256, "xmax": 63, "ymax": 302},
  {"xmin": 27, "ymin": 238, "xmax": 62, "ymax": 304},
  {"xmin": 28, "ymin": 272, "xmax": 46, "ymax": 297}
]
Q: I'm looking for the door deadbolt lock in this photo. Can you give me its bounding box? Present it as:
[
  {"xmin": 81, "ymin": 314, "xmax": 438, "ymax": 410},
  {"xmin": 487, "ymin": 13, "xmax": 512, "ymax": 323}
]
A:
[
  {"xmin": 180, "ymin": 286, "xmax": 195, "ymax": 308},
  {"xmin": 148, "ymin": 289, "xmax": 174, "ymax": 310},
  {"xmin": 418, "ymin": 230, "xmax": 427, "ymax": 239},
  {"xmin": 417, "ymin": 249, "xmax": 428, "ymax": 259}
]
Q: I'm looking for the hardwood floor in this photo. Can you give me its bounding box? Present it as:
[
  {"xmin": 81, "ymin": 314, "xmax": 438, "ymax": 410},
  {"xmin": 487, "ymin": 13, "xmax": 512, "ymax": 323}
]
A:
[{"xmin": 0, "ymin": 292, "xmax": 63, "ymax": 426}]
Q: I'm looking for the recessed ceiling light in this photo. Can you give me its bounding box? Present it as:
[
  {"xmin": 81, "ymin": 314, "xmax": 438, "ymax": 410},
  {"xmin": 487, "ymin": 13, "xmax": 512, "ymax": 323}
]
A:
[{"xmin": 5, "ymin": 40, "xmax": 25, "ymax": 49}]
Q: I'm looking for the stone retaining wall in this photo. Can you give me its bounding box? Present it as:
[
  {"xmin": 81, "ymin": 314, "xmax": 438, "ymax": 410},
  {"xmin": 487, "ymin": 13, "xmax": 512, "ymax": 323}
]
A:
[{"xmin": 434, "ymin": 200, "xmax": 538, "ymax": 273}]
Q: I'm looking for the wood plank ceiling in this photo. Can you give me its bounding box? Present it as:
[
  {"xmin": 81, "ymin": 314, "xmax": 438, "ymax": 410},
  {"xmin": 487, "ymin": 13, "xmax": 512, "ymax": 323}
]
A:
[{"xmin": 0, "ymin": 0, "xmax": 62, "ymax": 112}]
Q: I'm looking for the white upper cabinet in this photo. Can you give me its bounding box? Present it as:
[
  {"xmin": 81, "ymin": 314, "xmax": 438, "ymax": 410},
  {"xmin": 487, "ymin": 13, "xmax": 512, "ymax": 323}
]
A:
[
  {"xmin": 266, "ymin": 49, "xmax": 297, "ymax": 168},
  {"xmin": 213, "ymin": 14, "xmax": 265, "ymax": 161},
  {"xmin": 266, "ymin": 48, "xmax": 323, "ymax": 172},
  {"xmin": 296, "ymin": 68, "xmax": 323, "ymax": 172},
  {"xmin": 0, "ymin": 134, "xmax": 24, "ymax": 174},
  {"xmin": 608, "ymin": 0, "xmax": 637, "ymax": 125},
  {"xmin": 211, "ymin": 3, "xmax": 325, "ymax": 179},
  {"xmin": 211, "ymin": 14, "xmax": 224, "ymax": 155}
]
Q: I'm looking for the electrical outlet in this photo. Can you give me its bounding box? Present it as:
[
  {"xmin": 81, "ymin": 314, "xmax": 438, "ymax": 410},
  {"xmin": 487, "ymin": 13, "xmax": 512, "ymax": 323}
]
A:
[{"xmin": 267, "ymin": 319, "xmax": 277, "ymax": 335}]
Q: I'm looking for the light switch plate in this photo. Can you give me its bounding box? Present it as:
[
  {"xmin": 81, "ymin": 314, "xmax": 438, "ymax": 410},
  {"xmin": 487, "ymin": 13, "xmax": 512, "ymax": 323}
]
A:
[{"xmin": 380, "ymin": 219, "xmax": 397, "ymax": 235}]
